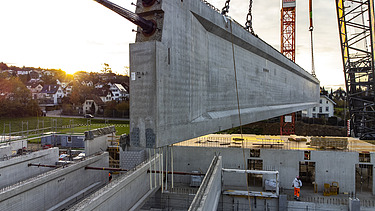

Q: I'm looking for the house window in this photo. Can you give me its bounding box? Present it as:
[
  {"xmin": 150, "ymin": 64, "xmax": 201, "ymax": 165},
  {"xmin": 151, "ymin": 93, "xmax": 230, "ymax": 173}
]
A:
[
  {"xmin": 326, "ymin": 107, "xmax": 329, "ymax": 112},
  {"xmin": 320, "ymin": 99, "xmax": 322, "ymax": 104},
  {"xmin": 304, "ymin": 151, "xmax": 311, "ymax": 160},
  {"xmin": 312, "ymin": 114, "xmax": 316, "ymax": 118},
  {"xmin": 359, "ymin": 152, "xmax": 370, "ymax": 162},
  {"xmin": 313, "ymin": 107, "xmax": 316, "ymax": 112},
  {"xmin": 319, "ymin": 107, "xmax": 322, "ymax": 112},
  {"xmin": 250, "ymin": 149, "xmax": 260, "ymax": 157},
  {"xmin": 326, "ymin": 100, "xmax": 328, "ymax": 104}
]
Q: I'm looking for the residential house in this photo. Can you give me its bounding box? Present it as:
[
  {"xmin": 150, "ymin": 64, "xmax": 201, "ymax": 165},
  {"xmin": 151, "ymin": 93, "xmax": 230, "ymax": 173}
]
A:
[
  {"xmin": 82, "ymin": 95, "xmax": 105, "ymax": 115},
  {"xmin": 26, "ymin": 83, "xmax": 44, "ymax": 100},
  {"xmin": 81, "ymin": 81, "xmax": 94, "ymax": 87},
  {"xmin": 29, "ymin": 70, "xmax": 41, "ymax": 79},
  {"xmin": 16, "ymin": 70, "xmax": 29, "ymax": 75},
  {"xmin": 110, "ymin": 83, "xmax": 128, "ymax": 102},
  {"xmin": 96, "ymin": 88, "xmax": 113, "ymax": 103},
  {"xmin": 94, "ymin": 82, "xmax": 105, "ymax": 89},
  {"xmin": 64, "ymin": 85, "xmax": 73, "ymax": 96},
  {"xmin": 303, "ymin": 95, "xmax": 336, "ymax": 118},
  {"xmin": 39, "ymin": 85, "xmax": 64, "ymax": 105}
]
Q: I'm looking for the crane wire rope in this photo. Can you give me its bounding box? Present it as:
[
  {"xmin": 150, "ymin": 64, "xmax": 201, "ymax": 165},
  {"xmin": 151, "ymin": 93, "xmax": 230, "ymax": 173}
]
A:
[
  {"xmin": 229, "ymin": 19, "xmax": 252, "ymax": 211},
  {"xmin": 245, "ymin": 0, "xmax": 255, "ymax": 35}
]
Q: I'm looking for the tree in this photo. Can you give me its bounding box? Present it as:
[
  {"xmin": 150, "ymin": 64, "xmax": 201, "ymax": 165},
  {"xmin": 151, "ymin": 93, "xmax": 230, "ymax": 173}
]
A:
[
  {"xmin": 124, "ymin": 66, "xmax": 129, "ymax": 76},
  {"xmin": 0, "ymin": 62, "xmax": 8, "ymax": 70},
  {"xmin": 0, "ymin": 77, "xmax": 41, "ymax": 117},
  {"xmin": 101, "ymin": 63, "xmax": 112, "ymax": 74}
]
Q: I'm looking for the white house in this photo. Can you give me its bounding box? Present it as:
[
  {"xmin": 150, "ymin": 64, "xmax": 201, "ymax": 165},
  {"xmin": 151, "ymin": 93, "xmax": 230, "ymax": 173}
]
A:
[
  {"xmin": 39, "ymin": 85, "xmax": 65, "ymax": 105},
  {"xmin": 26, "ymin": 83, "xmax": 44, "ymax": 100},
  {"xmin": 96, "ymin": 88, "xmax": 113, "ymax": 103},
  {"xmin": 303, "ymin": 95, "xmax": 336, "ymax": 118},
  {"xmin": 110, "ymin": 84, "xmax": 128, "ymax": 102},
  {"xmin": 16, "ymin": 70, "xmax": 29, "ymax": 75},
  {"xmin": 82, "ymin": 95, "xmax": 105, "ymax": 115}
]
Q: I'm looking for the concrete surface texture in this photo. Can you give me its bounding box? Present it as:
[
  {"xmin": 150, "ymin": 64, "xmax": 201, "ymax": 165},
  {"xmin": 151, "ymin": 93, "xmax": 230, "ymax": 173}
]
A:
[
  {"xmin": 70, "ymin": 154, "xmax": 161, "ymax": 211},
  {"xmin": 0, "ymin": 147, "xmax": 59, "ymax": 189},
  {"xmin": 189, "ymin": 156, "xmax": 222, "ymax": 211},
  {"xmin": 130, "ymin": 0, "xmax": 320, "ymax": 148},
  {"xmin": 0, "ymin": 152, "xmax": 108, "ymax": 211},
  {"xmin": 0, "ymin": 139, "xmax": 27, "ymax": 156},
  {"xmin": 84, "ymin": 126, "xmax": 115, "ymax": 156},
  {"xmin": 171, "ymin": 145, "xmax": 375, "ymax": 196}
]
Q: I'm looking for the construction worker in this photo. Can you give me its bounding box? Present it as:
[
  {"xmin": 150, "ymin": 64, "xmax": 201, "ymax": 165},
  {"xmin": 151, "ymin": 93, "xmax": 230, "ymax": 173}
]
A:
[
  {"xmin": 292, "ymin": 175, "xmax": 302, "ymax": 200},
  {"xmin": 109, "ymin": 172, "xmax": 112, "ymax": 182}
]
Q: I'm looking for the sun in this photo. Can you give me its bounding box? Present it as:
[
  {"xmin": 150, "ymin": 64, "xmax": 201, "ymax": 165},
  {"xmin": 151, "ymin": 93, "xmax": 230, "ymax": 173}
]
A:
[{"xmin": 64, "ymin": 69, "xmax": 77, "ymax": 75}]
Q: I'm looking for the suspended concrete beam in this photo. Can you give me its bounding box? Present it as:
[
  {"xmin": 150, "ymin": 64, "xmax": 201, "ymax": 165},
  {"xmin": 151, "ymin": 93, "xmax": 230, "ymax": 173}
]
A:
[
  {"xmin": 128, "ymin": 0, "xmax": 320, "ymax": 148},
  {"xmin": 189, "ymin": 156, "xmax": 222, "ymax": 211}
]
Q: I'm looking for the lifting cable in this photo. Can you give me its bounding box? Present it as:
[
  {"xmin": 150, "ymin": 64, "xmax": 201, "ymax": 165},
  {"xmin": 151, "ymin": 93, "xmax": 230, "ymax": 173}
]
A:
[
  {"xmin": 309, "ymin": 0, "xmax": 316, "ymax": 77},
  {"xmin": 245, "ymin": 0, "xmax": 255, "ymax": 35},
  {"xmin": 229, "ymin": 19, "xmax": 252, "ymax": 211},
  {"xmin": 221, "ymin": 0, "xmax": 231, "ymax": 15}
]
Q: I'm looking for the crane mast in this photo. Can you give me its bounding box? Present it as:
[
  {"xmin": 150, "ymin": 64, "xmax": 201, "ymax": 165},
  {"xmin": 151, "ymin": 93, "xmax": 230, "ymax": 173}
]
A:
[
  {"xmin": 336, "ymin": 0, "xmax": 375, "ymax": 139},
  {"xmin": 280, "ymin": 0, "xmax": 297, "ymax": 135}
]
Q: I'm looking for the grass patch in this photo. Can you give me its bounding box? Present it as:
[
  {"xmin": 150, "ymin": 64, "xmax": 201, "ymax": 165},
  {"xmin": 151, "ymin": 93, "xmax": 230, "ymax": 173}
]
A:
[{"xmin": 0, "ymin": 117, "xmax": 129, "ymax": 134}]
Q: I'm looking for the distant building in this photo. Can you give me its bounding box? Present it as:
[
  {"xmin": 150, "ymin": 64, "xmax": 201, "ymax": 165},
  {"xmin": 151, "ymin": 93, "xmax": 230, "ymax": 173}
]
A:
[
  {"xmin": 26, "ymin": 83, "xmax": 44, "ymax": 100},
  {"xmin": 303, "ymin": 95, "xmax": 336, "ymax": 118},
  {"xmin": 110, "ymin": 84, "xmax": 128, "ymax": 102},
  {"xmin": 16, "ymin": 70, "xmax": 29, "ymax": 75},
  {"xmin": 96, "ymin": 88, "xmax": 113, "ymax": 103},
  {"xmin": 82, "ymin": 95, "xmax": 105, "ymax": 115},
  {"xmin": 39, "ymin": 85, "xmax": 64, "ymax": 105}
]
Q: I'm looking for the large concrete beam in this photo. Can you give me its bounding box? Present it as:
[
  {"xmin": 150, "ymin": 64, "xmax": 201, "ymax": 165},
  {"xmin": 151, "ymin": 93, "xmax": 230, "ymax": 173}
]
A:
[{"xmin": 130, "ymin": 0, "xmax": 320, "ymax": 148}]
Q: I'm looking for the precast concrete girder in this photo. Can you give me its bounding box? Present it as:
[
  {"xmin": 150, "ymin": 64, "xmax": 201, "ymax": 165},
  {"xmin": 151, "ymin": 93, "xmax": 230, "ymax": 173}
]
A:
[{"xmin": 129, "ymin": 0, "xmax": 320, "ymax": 148}]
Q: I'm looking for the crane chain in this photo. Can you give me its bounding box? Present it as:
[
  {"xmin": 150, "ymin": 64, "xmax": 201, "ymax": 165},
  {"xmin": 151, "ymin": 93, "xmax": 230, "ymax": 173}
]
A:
[
  {"xmin": 245, "ymin": 0, "xmax": 255, "ymax": 35},
  {"xmin": 221, "ymin": 0, "xmax": 230, "ymax": 15}
]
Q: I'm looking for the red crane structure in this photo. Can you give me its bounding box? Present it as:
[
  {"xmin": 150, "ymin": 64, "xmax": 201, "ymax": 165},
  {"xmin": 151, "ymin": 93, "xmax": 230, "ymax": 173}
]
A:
[{"xmin": 280, "ymin": 0, "xmax": 297, "ymax": 135}]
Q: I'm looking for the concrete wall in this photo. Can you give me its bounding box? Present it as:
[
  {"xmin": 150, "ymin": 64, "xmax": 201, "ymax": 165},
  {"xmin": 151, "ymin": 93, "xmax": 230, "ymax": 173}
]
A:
[
  {"xmin": 0, "ymin": 152, "xmax": 108, "ymax": 211},
  {"xmin": 70, "ymin": 154, "xmax": 161, "ymax": 211},
  {"xmin": 84, "ymin": 127, "xmax": 115, "ymax": 156},
  {"xmin": 0, "ymin": 147, "xmax": 59, "ymax": 189},
  {"xmin": 130, "ymin": 0, "xmax": 320, "ymax": 148},
  {"xmin": 0, "ymin": 139, "xmax": 27, "ymax": 155},
  {"xmin": 190, "ymin": 156, "xmax": 222, "ymax": 211},
  {"xmin": 172, "ymin": 146, "xmax": 363, "ymax": 194},
  {"xmin": 312, "ymin": 150, "xmax": 357, "ymax": 193},
  {"xmin": 0, "ymin": 145, "xmax": 11, "ymax": 159}
]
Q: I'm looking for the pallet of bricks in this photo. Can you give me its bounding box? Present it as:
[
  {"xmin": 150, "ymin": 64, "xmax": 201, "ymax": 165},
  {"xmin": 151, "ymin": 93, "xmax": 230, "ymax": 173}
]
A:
[{"xmin": 310, "ymin": 137, "xmax": 348, "ymax": 149}]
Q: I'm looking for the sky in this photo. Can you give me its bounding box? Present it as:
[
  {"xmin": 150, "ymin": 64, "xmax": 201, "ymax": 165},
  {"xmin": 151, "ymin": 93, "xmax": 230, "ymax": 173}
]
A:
[{"xmin": 0, "ymin": 0, "xmax": 345, "ymax": 89}]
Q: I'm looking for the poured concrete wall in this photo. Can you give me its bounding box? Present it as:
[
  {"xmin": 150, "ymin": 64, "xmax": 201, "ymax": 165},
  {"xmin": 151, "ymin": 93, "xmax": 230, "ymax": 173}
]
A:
[
  {"xmin": 189, "ymin": 156, "xmax": 222, "ymax": 211},
  {"xmin": 172, "ymin": 146, "xmax": 361, "ymax": 194},
  {"xmin": 84, "ymin": 126, "xmax": 115, "ymax": 156},
  {"xmin": 312, "ymin": 151, "xmax": 357, "ymax": 193},
  {"xmin": 130, "ymin": 0, "xmax": 320, "ymax": 148},
  {"xmin": 85, "ymin": 135, "xmax": 108, "ymax": 156},
  {"xmin": 0, "ymin": 139, "xmax": 27, "ymax": 155},
  {"xmin": 0, "ymin": 145, "xmax": 11, "ymax": 159},
  {"xmin": 0, "ymin": 152, "xmax": 108, "ymax": 211},
  {"xmin": 0, "ymin": 147, "xmax": 59, "ymax": 189},
  {"xmin": 70, "ymin": 154, "xmax": 160, "ymax": 211}
]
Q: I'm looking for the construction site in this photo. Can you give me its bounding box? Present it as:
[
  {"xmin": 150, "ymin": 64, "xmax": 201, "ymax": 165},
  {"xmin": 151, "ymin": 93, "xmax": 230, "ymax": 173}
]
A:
[{"xmin": 1, "ymin": 0, "xmax": 375, "ymax": 210}]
